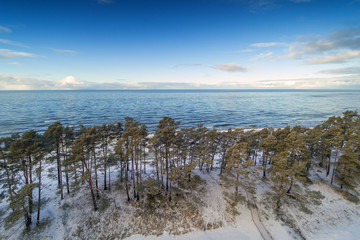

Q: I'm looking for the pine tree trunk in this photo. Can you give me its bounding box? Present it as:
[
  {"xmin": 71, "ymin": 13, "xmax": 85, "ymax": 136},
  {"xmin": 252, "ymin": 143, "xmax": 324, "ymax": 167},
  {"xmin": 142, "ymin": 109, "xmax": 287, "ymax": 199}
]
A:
[
  {"xmin": 104, "ymin": 163, "xmax": 107, "ymax": 190},
  {"xmin": 74, "ymin": 163, "xmax": 78, "ymax": 182},
  {"xmin": 86, "ymin": 159, "xmax": 98, "ymax": 210},
  {"xmin": 136, "ymin": 147, "xmax": 140, "ymax": 201},
  {"xmin": 25, "ymin": 211, "xmax": 31, "ymax": 230},
  {"xmin": 276, "ymin": 175, "xmax": 284, "ymax": 209},
  {"xmin": 210, "ymin": 153, "xmax": 215, "ymax": 171},
  {"xmin": 286, "ymin": 177, "xmax": 293, "ymax": 194},
  {"xmin": 263, "ymin": 152, "xmax": 267, "ymax": 178},
  {"xmin": 108, "ymin": 166, "xmax": 111, "ymax": 190},
  {"xmin": 64, "ymin": 146, "xmax": 70, "ymax": 194},
  {"xmin": 57, "ymin": 144, "xmax": 61, "ymax": 186},
  {"xmin": 103, "ymin": 144, "xmax": 107, "ymax": 190},
  {"xmin": 166, "ymin": 147, "xmax": 169, "ymax": 192},
  {"xmin": 65, "ymin": 165, "xmax": 70, "ymax": 194},
  {"xmin": 120, "ymin": 161, "xmax": 123, "ymax": 183},
  {"xmin": 254, "ymin": 150, "xmax": 257, "ymax": 166},
  {"xmin": 89, "ymin": 179, "xmax": 98, "ymax": 211},
  {"xmin": 93, "ymin": 150, "xmax": 99, "ymax": 199},
  {"xmin": 139, "ymin": 147, "xmax": 142, "ymax": 183},
  {"xmin": 28, "ymin": 155, "xmax": 33, "ymax": 216},
  {"xmin": 220, "ymin": 156, "xmax": 224, "ymax": 175},
  {"xmin": 326, "ymin": 152, "xmax": 332, "ymax": 177},
  {"xmin": 37, "ymin": 159, "xmax": 42, "ymax": 226},
  {"xmin": 131, "ymin": 149, "xmax": 136, "ymax": 198},
  {"xmin": 22, "ymin": 156, "xmax": 32, "ymax": 229},
  {"xmin": 3, "ymin": 159, "xmax": 14, "ymax": 199},
  {"xmin": 160, "ymin": 157, "xmax": 164, "ymax": 187},
  {"xmin": 125, "ymin": 163, "xmax": 130, "ymax": 201},
  {"xmin": 125, "ymin": 182, "xmax": 130, "ymax": 201},
  {"xmin": 143, "ymin": 146, "xmax": 146, "ymax": 174},
  {"xmin": 236, "ymin": 171, "xmax": 239, "ymax": 196},
  {"xmin": 262, "ymin": 149, "xmax": 265, "ymax": 166},
  {"xmin": 330, "ymin": 151, "xmax": 338, "ymax": 185},
  {"xmin": 155, "ymin": 151, "xmax": 159, "ymax": 182},
  {"xmin": 60, "ymin": 164, "xmax": 63, "ymax": 200},
  {"xmin": 81, "ymin": 160, "xmax": 85, "ymax": 184},
  {"xmin": 188, "ymin": 155, "xmax": 192, "ymax": 181},
  {"xmin": 169, "ymin": 180, "xmax": 172, "ymax": 202}
]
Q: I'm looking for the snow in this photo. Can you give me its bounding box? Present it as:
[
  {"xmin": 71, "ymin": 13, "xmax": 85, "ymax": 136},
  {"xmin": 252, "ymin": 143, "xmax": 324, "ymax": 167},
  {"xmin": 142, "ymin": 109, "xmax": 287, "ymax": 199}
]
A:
[
  {"xmin": 1, "ymin": 153, "xmax": 360, "ymax": 240},
  {"xmin": 126, "ymin": 226, "xmax": 261, "ymax": 240},
  {"xmin": 285, "ymin": 178, "xmax": 360, "ymax": 240},
  {"xmin": 125, "ymin": 170, "xmax": 263, "ymax": 240},
  {"xmin": 251, "ymin": 163, "xmax": 360, "ymax": 240}
]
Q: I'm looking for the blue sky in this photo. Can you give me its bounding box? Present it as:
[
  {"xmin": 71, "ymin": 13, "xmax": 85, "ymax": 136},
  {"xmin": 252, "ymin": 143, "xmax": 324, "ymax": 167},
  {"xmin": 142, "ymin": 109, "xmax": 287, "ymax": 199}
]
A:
[{"xmin": 0, "ymin": 0, "xmax": 359, "ymax": 90}]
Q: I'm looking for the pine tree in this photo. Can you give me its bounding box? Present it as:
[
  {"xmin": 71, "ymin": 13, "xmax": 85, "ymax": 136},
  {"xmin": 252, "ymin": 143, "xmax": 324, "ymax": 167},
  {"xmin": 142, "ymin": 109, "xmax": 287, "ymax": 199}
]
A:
[
  {"xmin": 259, "ymin": 134, "xmax": 276, "ymax": 178},
  {"xmin": 207, "ymin": 129, "xmax": 218, "ymax": 171},
  {"xmin": 115, "ymin": 136, "xmax": 131, "ymax": 201},
  {"xmin": 70, "ymin": 135, "xmax": 98, "ymax": 211},
  {"xmin": 270, "ymin": 151, "xmax": 291, "ymax": 209},
  {"xmin": 119, "ymin": 117, "xmax": 146, "ymax": 200},
  {"xmin": 336, "ymin": 126, "xmax": 360, "ymax": 190},
  {"xmin": 85, "ymin": 126, "xmax": 101, "ymax": 199},
  {"xmin": 218, "ymin": 129, "xmax": 242, "ymax": 175},
  {"xmin": 6, "ymin": 130, "xmax": 43, "ymax": 229},
  {"xmin": 225, "ymin": 141, "xmax": 252, "ymax": 197},
  {"xmin": 0, "ymin": 134, "xmax": 20, "ymax": 205},
  {"xmin": 282, "ymin": 128, "xmax": 309, "ymax": 193},
  {"xmin": 244, "ymin": 130, "xmax": 261, "ymax": 165},
  {"xmin": 328, "ymin": 125, "xmax": 344, "ymax": 184},
  {"xmin": 155, "ymin": 116, "xmax": 178, "ymax": 201},
  {"xmin": 44, "ymin": 121, "xmax": 64, "ymax": 199},
  {"xmin": 63, "ymin": 125, "xmax": 75, "ymax": 194},
  {"xmin": 98, "ymin": 123, "xmax": 122, "ymax": 190}
]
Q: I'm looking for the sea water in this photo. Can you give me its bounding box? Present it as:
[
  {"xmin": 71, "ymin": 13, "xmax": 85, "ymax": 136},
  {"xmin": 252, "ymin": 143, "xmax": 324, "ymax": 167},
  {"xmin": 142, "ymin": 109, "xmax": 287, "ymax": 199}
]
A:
[{"xmin": 0, "ymin": 89, "xmax": 359, "ymax": 137}]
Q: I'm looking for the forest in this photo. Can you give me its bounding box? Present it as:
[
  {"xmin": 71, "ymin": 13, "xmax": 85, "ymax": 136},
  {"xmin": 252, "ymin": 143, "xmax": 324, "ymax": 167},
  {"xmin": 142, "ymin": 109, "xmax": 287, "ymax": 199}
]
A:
[{"xmin": 0, "ymin": 111, "xmax": 359, "ymax": 233}]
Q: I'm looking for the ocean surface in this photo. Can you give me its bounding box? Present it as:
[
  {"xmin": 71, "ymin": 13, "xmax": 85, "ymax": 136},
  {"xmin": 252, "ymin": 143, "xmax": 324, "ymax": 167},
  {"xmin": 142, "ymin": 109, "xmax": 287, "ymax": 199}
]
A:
[{"xmin": 0, "ymin": 90, "xmax": 359, "ymax": 137}]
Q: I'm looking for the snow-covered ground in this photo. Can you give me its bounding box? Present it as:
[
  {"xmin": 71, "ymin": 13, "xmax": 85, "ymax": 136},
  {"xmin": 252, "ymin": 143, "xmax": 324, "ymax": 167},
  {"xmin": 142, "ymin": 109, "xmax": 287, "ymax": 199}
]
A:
[
  {"xmin": 126, "ymin": 226, "xmax": 261, "ymax": 240},
  {"xmin": 253, "ymin": 164, "xmax": 360, "ymax": 240},
  {"xmin": 126, "ymin": 170, "xmax": 263, "ymax": 240},
  {"xmin": 1, "ymin": 155, "xmax": 359, "ymax": 240}
]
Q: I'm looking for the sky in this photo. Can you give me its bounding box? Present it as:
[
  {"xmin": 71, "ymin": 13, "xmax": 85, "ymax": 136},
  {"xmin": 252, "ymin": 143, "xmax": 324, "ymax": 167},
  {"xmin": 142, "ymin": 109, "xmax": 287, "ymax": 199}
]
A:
[{"xmin": 0, "ymin": 0, "xmax": 359, "ymax": 90}]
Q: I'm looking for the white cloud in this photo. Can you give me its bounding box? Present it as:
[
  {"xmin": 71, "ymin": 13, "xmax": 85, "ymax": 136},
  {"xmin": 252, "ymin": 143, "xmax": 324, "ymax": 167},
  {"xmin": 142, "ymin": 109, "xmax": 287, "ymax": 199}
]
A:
[
  {"xmin": 0, "ymin": 39, "xmax": 28, "ymax": 48},
  {"xmin": 252, "ymin": 51, "xmax": 273, "ymax": 61},
  {"xmin": 319, "ymin": 66, "xmax": 360, "ymax": 75},
  {"xmin": 9, "ymin": 61, "xmax": 22, "ymax": 65},
  {"xmin": 251, "ymin": 42, "xmax": 282, "ymax": 48},
  {"xmin": 0, "ymin": 25, "xmax": 11, "ymax": 33},
  {"xmin": 0, "ymin": 74, "xmax": 55, "ymax": 90},
  {"xmin": 52, "ymin": 48, "xmax": 77, "ymax": 55},
  {"xmin": 279, "ymin": 51, "xmax": 302, "ymax": 59},
  {"xmin": 56, "ymin": 76, "xmax": 85, "ymax": 89},
  {"xmin": 1, "ymin": 73, "xmax": 360, "ymax": 90},
  {"xmin": 212, "ymin": 63, "xmax": 247, "ymax": 72},
  {"xmin": 252, "ymin": 76, "xmax": 360, "ymax": 89},
  {"xmin": 54, "ymin": 76, "xmax": 143, "ymax": 90},
  {"xmin": 0, "ymin": 75, "xmax": 88, "ymax": 90},
  {"xmin": 307, "ymin": 50, "xmax": 360, "ymax": 64},
  {"xmin": 0, "ymin": 49, "xmax": 38, "ymax": 59},
  {"xmin": 282, "ymin": 28, "xmax": 360, "ymax": 60}
]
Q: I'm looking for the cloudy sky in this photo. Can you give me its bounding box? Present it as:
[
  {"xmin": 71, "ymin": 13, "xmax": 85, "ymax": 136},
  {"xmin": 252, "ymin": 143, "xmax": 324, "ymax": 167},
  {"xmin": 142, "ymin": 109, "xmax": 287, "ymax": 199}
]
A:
[{"xmin": 0, "ymin": 0, "xmax": 360, "ymax": 90}]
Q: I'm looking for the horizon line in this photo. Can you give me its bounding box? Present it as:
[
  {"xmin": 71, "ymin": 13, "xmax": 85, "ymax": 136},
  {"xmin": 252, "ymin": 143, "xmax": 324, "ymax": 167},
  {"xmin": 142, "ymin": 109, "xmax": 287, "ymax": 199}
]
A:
[{"xmin": 1, "ymin": 88, "xmax": 360, "ymax": 91}]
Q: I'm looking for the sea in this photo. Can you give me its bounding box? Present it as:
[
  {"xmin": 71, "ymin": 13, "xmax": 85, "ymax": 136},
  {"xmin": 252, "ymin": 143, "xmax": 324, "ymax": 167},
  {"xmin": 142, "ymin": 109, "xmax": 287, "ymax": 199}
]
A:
[{"xmin": 0, "ymin": 89, "xmax": 359, "ymax": 137}]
